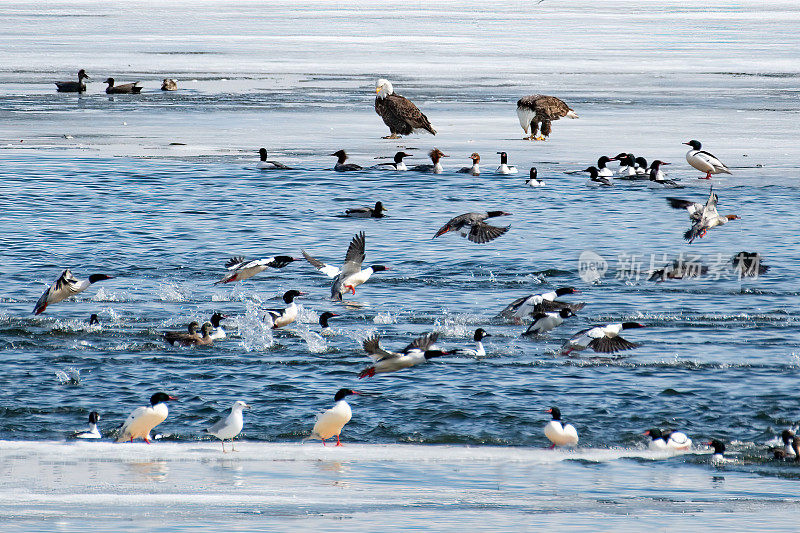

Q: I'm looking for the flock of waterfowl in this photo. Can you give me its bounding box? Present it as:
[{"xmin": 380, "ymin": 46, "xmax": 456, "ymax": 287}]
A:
[{"xmin": 44, "ymin": 73, "xmax": 783, "ymax": 461}]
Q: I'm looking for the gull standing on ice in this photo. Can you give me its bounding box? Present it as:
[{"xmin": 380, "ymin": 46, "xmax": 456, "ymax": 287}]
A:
[{"xmin": 204, "ymin": 400, "xmax": 250, "ymax": 452}]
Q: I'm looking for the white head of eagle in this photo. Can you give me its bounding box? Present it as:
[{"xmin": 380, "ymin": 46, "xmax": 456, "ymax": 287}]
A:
[{"xmin": 376, "ymin": 79, "xmax": 393, "ymax": 99}]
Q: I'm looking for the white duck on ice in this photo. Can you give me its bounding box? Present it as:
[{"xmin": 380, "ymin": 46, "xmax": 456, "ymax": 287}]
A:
[
  {"xmin": 305, "ymin": 388, "xmax": 359, "ymax": 446},
  {"xmin": 33, "ymin": 269, "xmax": 113, "ymax": 315},
  {"xmin": 544, "ymin": 407, "xmax": 579, "ymax": 447},
  {"xmin": 116, "ymin": 392, "xmax": 177, "ymax": 443},
  {"xmin": 205, "ymin": 400, "xmax": 250, "ymax": 452},
  {"xmin": 684, "ymin": 140, "xmax": 731, "ymax": 179}
]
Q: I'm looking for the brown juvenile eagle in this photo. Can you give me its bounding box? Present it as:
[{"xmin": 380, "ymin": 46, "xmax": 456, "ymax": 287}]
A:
[
  {"xmin": 375, "ymin": 79, "xmax": 436, "ymax": 139},
  {"xmin": 516, "ymin": 94, "xmax": 578, "ymax": 141}
]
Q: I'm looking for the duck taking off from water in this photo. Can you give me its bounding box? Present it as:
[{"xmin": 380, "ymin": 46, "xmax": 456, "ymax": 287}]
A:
[
  {"xmin": 433, "ymin": 211, "xmax": 512, "ymax": 244},
  {"xmin": 516, "ymin": 94, "xmax": 578, "ymax": 140},
  {"xmin": 374, "ymin": 79, "xmax": 436, "ymax": 139},
  {"xmin": 33, "ymin": 269, "xmax": 113, "ymax": 315}
]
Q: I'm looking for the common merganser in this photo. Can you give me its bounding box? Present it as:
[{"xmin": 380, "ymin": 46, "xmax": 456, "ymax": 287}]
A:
[
  {"xmin": 164, "ymin": 321, "xmax": 200, "ymax": 346},
  {"xmin": 331, "ymin": 150, "xmax": 363, "ymax": 171},
  {"xmin": 433, "ymin": 211, "xmax": 511, "ymax": 244},
  {"xmin": 732, "ymin": 252, "xmax": 769, "ymax": 277},
  {"xmin": 769, "ymin": 429, "xmax": 798, "ymax": 460},
  {"xmin": 257, "ymin": 148, "xmax": 292, "ymax": 169},
  {"xmin": 204, "ymin": 400, "xmax": 250, "ymax": 452},
  {"xmin": 88, "ymin": 314, "xmax": 100, "ymax": 325},
  {"xmin": 523, "ymin": 309, "xmax": 575, "ymax": 336},
  {"xmin": 55, "ymin": 69, "xmax": 89, "ymax": 93},
  {"xmin": 495, "ymin": 152, "xmax": 518, "ymax": 174},
  {"xmin": 525, "ymin": 167, "xmax": 544, "ymax": 187},
  {"xmin": 409, "ymin": 148, "xmax": 448, "ymax": 173},
  {"xmin": 358, "ymin": 332, "xmax": 450, "ymax": 378},
  {"xmin": 706, "ymin": 439, "xmax": 727, "ymax": 463},
  {"xmin": 319, "ymin": 311, "xmax": 338, "ymax": 335},
  {"xmin": 457, "ymin": 153, "xmax": 480, "ymax": 175},
  {"xmin": 516, "ymin": 94, "xmax": 578, "ymax": 140},
  {"xmin": 454, "ymin": 328, "xmax": 491, "ymax": 357},
  {"xmin": 648, "ymin": 259, "xmax": 708, "ymax": 281},
  {"xmin": 561, "ymin": 322, "xmax": 645, "ymax": 355},
  {"xmin": 215, "ymin": 255, "xmax": 297, "ymax": 284},
  {"xmin": 104, "ymin": 77, "xmax": 142, "ymax": 94},
  {"xmin": 647, "ymin": 160, "xmax": 682, "ymax": 188},
  {"xmin": 345, "ymin": 201, "xmax": 386, "ymax": 218},
  {"xmin": 302, "ymin": 232, "xmax": 389, "ymax": 300},
  {"xmin": 263, "ymin": 290, "xmax": 305, "ymax": 329},
  {"xmin": 33, "ymin": 269, "xmax": 113, "ymax": 315},
  {"xmin": 376, "ymin": 151, "xmax": 412, "ymax": 171},
  {"xmin": 596, "ymin": 156, "xmax": 617, "ymax": 177},
  {"xmin": 684, "ymin": 140, "xmax": 731, "ymax": 179},
  {"xmin": 614, "ymin": 153, "xmax": 638, "ymax": 178},
  {"xmin": 374, "ymin": 78, "xmax": 436, "ymax": 139},
  {"xmin": 544, "ymin": 407, "xmax": 579, "ymax": 447},
  {"xmin": 644, "ymin": 428, "xmax": 692, "ymax": 452},
  {"xmin": 584, "ymin": 166, "xmax": 613, "ymax": 187},
  {"xmin": 209, "ymin": 312, "xmax": 227, "ymax": 340},
  {"xmin": 668, "ymin": 188, "xmax": 739, "ymax": 243},
  {"xmin": 500, "ymin": 287, "xmax": 584, "ymax": 321},
  {"xmin": 116, "ymin": 392, "xmax": 177, "ymax": 443},
  {"xmin": 161, "ymin": 78, "xmax": 177, "ymax": 91},
  {"xmin": 634, "ymin": 156, "xmax": 649, "ymax": 175},
  {"xmin": 74, "ymin": 411, "xmax": 101, "ymax": 439},
  {"xmin": 305, "ymin": 388, "xmax": 359, "ymax": 446}
]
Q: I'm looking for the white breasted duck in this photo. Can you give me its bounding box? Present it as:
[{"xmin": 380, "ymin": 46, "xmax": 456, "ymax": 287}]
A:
[
  {"xmin": 614, "ymin": 153, "xmax": 641, "ymax": 179},
  {"xmin": 331, "ymin": 150, "xmax": 363, "ymax": 171},
  {"xmin": 523, "ymin": 309, "xmax": 575, "ymax": 336},
  {"xmin": 319, "ymin": 311, "xmax": 338, "ymax": 335},
  {"xmin": 500, "ymin": 287, "xmax": 584, "ymax": 321},
  {"xmin": 359, "ymin": 332, "xmax": 450, "ymax": 378},
  {"xmin": 495, "ymin": 152, "xmax": 518, "ymax": 175},
  {"xmin": 33, "ymin": 269, "xmax": 113, "ymax": 315},
  {"xmin": 684, "ymin": 140, "xmax": 731, "ymax": 179},
  {"xmin": 634, "ymin": 156, "xmax": 649, "ymax": 175},
  {"xmin": 561, "ymin": 322, "xmax": 645, "ymax": 355},
  {"xmin": 525, "ymin": 167, "xmax": 544, "ymax": 187},
  {"xmin": 305, "ymin": 388, "xmax": 359, "ymax": 446},
  {"xmin": 668, "ymin": 188, "xmax": 739, "ymax": 243},
  {"xmin": 648, "ymin": 160, "xmax": 683, "ymax": 188},
  {"xmin": 457, "ymin": 153, "xmax": 481, "ymax": 175},
  {"xmin": 584, "ymin": 166, "xmax": 613, "ymax": 187},
  {"xmin": 644, "ymin": 428, "xmax": 692, "ymax": 452},
  {"xmin": 454, "ymin": 328, "xmax": 492, "ymax": 357},
  {"xmin": 74, "ymin": 411, "xmax": 101, "ymax": 439},
  {"xmin": 706, "ymin": 439, "xmax": 727, "ymax": 463},
  {"xmin": 116, "ymin": 392, "xmax": 177, "ymax": 443},
  {"xmin": 409, "ymin": 148, "xmax": 448, "ymax": 174},
  {"xmin": 596, "ymin": 156, "xmax": 617, "ymax": 177},
  {"xmin": 376, "ymin": 151, "xmax": 412, "ymax": 171},
  {"xmin": 263, "ymin": 290, "xmax": 305, "ymax": 329},
  {"xmin": 257, "ymin": 148, "xmax": 292, "ymax": 169},
  {"xmin": 209, "ymin": 312, "xmax": 227, "ymax": 340},
  {"xmin": 215, "ymin": 255, "xmax": 297, "ymax": 284},
  {"xmin": 544, "ymin": 407, "xmax": 579, "ymax": 447}
]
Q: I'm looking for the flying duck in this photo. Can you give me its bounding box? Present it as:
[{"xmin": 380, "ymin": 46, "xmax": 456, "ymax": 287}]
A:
[
  {"xmin": 409, "ymin": 148, "xmax": 448, "ymax": 173},
  {"xmin": 457, "ymin": 153, "xmax": 481, "ymax": 175},
  {"xmin": 104, "ymin": 78, "xmax": 142, "ymax": 94},
  {"xmin": 331, "ymin": 150, "xmax": 363, "ymax": 171},
  {"xmin": 684, "ymin": 140, "xmax": 731, "ymax": 179},
  {"xmin": 516, "ymin": 94, "xmax": 578, "ymax": 140},
  {"xmin": 644, "ymin": 428, "xmax": 692, "ymax": 452},
  {"xmin": 215, "ymin": 255, "xmax": 297, "ymax": 284},
  {"xmin": 500, "ymin": 287, "xmax": 585, "ymax": 321},
  {"xmin": 33, "ymin": 269, "xmax": 113, "ymax": 315},
  {"xmin": 345, "ymin": 201, "xmax": 386, "ymax": 218},
  {"xmin": 55, "ymin": 69, "xmax": 89, "ymax": 93},
  {"xmin": 257, "ymin": 148, "xmax": 292, "ymax": 169},
  {"xmin": 74, "ymin": 411, "xmax": 101, "ymax": 439},
  {"xmin": 525, "ymin": 167, "xmax": 544, "ymax": 187},
  {"xmin": 596, "ymin": 156, "xmax": 617, "ymax": 177},
  {"xmin": 302, "ymin": 232, "xmax": 389, "ymax": 300},
  {"xmin": 495, "ymin": 152, "xmax": 518, "ymax": 174},
  {"xmin": 374, "ymin": 78, "xmax": 436, "ymax": 139},
  {"xmin": 584, "ymin": 166, "xmax": 613, "ymax": 187},
  {"xmin": 263, "ymin": 290, "xmax": 305, "ymax": 329},
  {"xmin": 204, "ymin": 400, "xmax": 250, "ymax": 452},
  {"xmin": 160, "ymin": 78, "xmax": 177, "ymax": 91},
  {"xmin": 732, "ymin": 251, "xmax": 769, "ymax": 277},
  {"xmin": 561, "ymin": 322, "xmax": 645, "ymax": 355},
  {"xmin": 116, "ymin": 392, "xmax": 177, "ymax": 443},
  {"xmin": 453, "ymin": 328, "xmax": 492, "ymax": 357},
  {"xmin": 376, "ymin": 151, "xmax": 412, "ymax": 171},
  {"xmin": 523, "ymin": 309, "xmax": 575, "ymax": 336},
  {"xmin": 433, "ymin": 211, "xmax": 511, "ymax": 244},
  {"xmin": 668, "ymin": 188, "xmax": 739, "ymax": 243},
  {"xmin": 359, "ymin": 332, "xmax": 449, "ymax": 378},
  {"xmin": 544, "ymin": 407, "xmax": 579, "ymax": 447},
  {"xmin": 305, "ymin": 388, "xmax": 359, "ymax": 446},
  {"xmin": 648, "ymin": 259, "xmax": 708, "ymax": 281}
]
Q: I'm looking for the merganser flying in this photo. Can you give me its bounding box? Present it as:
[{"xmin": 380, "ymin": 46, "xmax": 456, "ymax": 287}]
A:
[
  {"xmin": 33, "ymin": 269, "xmax": 113, "ymax": 315},
  {"xmin": 584, "ymin": 166, "xmax": 613, "ymax": 187},
  {"xmin": 204, "ymin": 400, "xmax": 250, "ymax": 452},
  {"xmin": 561, "ymin": 322, "xmax": 645, "ymax": 355},
  {"xmin": 74, "ymin": 411, "xmax": 101, "ymax": 439},
  {"xmin": 331, "ymin": 150, "xmax": 363, "ymax": 171},
  {"xmin": 55, "ymin": 69, "xmax": 89, "ymax": 93},
  {"xmin": 457, "ymin": 153, "xmax": 481, "ymax": 175},
  {"xmin": 305, "ymin": 388, "xmax": 359, "ymax": 446},
  {"xmin": 525, "ymin": 167, "xmax": 544, "ymax": 187},
  {"xmin": 375, "ymin": 151, "xmax": 412, "ymax": 171},
  {"xmin": 495, "ymin": 152, "xmax": 518, "ymax": 174},
  {"xmin": 215, "ymin": 255, "xmax": 297, "ymax": 284},
  {"xmin": 257, "ymin": 148, "xmax": 292, "ymax": 169},
  {"xmin": 523, "ymin": 309, "xmax": 575, "ymax": 336},
  {"xmin": 668, "ymin": 188, "xmax": 739, "ymax": 243},
  {"xmin": 345, "ymin": 201, "xmax": 386, "ymax": 218},
  {"xmin": 263, "ymin": 290, "xmax": 305, "ymax": 329},
  {"xmin": 516, "ymin": 94, "xmax": 578, "ymax": 140},
  {"xmin": 684, "ymin": 140, "xmax": 731, "ymax": 179},
  {"xmin": 644, "ymin": 428, "xmax": 692, "ymax": 452},
  {"xmin": 104, "ymin": 77, "xmax": 142, "ymax": 94},
  {"xmin": 302, "ymin": 232, "xmax": 389, "ymax": 300},
  {"xmin": 500, "ymin": 287, "xmax": 584, "ymax": 321},
  {"xmin": 374, "ymin": 78, "xmax": 436, "ymax": 139},
  {"xmin": 453, "ymin": 328, "xmax": 491, "ymax": 357},
  {"xmin": 359, "ymin": 332, "xmax": 449, "ymax": 378},
  {"xmin": 544, "ymin": 407, "xmax": 579, "ymax": 447},
  {"xmin": 433, "ymin": 211, "xmax": 511, "ymax": 244},
  {"xmin": 116, "ymin": 392, "xmax": 177, "ymax": 443},
  {"xmin": 409, "ymin": 148, "xmax": 448, "ymax": 173}
]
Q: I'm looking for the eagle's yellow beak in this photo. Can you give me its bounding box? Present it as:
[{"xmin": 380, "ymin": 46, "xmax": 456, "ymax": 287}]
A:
[{"xmin": 375, "ymin": 87, "xmax": 381, "ymax": 93}]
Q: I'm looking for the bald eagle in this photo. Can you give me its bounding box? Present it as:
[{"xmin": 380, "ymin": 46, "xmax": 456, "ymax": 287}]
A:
[
  {"xmin": 516, "ymin": 95, "xmax": 578, "ymax": 141},
  {"xmin": 375, "ymin": 79, "xmax": 436, "ymax": 139}
]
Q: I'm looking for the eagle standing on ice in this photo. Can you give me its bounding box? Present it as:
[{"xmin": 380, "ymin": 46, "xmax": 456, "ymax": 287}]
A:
[
  {"xmin": 516, "ymin": 94, "xmax": 578, "ymax": 141},
  {"xmin": 374, "ymin": 79, "xmax": 437, "ymax": 139}
]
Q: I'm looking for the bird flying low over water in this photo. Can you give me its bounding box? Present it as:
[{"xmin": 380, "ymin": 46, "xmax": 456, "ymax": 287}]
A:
[
  {"xmin": 204, "ymin": 400, "xmax": 250, "ymax": 452},
  {"xmin": 302, "ymin": 232, "xmax": 389, "ymax": 300},
  {"xmin": 409, "ymin": 148, "xmax": 448, "ymax": 173},
  {"xmin": 433, "ymin": 211, "xmax": 511, "ymax": 244},
  {"xmin": 55, "ymin": 69, "xmax": 89, "ymax": 92},
  {"xmin": 561, "ymin": 322, "xmax": 645, "ymax": 355},
  {"xmin": 667, "ymin": 188, "xmax": 739, "ymax": 243},
  {"xmin": 305, "ymin": 388, "xmax": 359, "ymax": 446},
  {"xmin": 215, "ymin": 255, "xmax": 297, "ymax": 284},
  {"xmin": 523, "ymin": 309, "xmax": 576, "ymax": 336},
  {"xmin": 116, "ymin": 392, "xmax": 177, "ymax": 443},
  {"xmin": 500, "ymin": 287, "xmax": 585, "ymax": 321},
  {"xmin": 331, "ymin": 150, "xmax": 363, "ymax": 171},
  {"xmin": 263, "ymin": 290, "xmax": 305, "ymax": 329},
  {"xmin": 104, "ymin": 77, "xmax": 142, "ymax": 94},
  {"xmin": 33, "ymin": 269, "xmax": 113, "ymax": 315},
  {"xmin": 374, "ymin": 78, "xmax": 436, "ymax": 139},
  {"xmin": 345, "ymin": 201, "xmax": 386, "ymax": 218},
  {"xmin": 516, "ymin": 94, "xmax": 578, "ymax": 141},
  {"xmin": 359, "ymin": 332, "xmax": 449, "ymax": 378},
  {"xmin": 257, "ymin": 148, "xmax": 292, "ymax": 169},
  {"xmin": 684, "ymin": 140, "xmax": 731, "ymax": 179}
]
